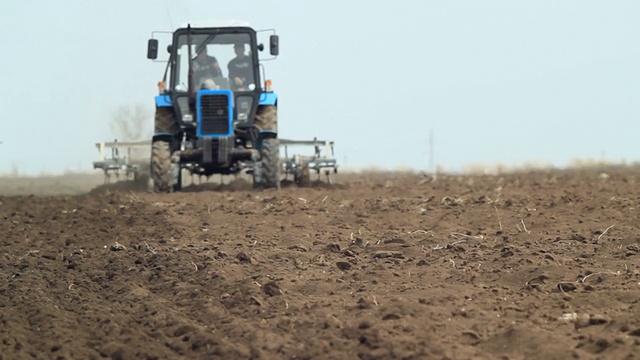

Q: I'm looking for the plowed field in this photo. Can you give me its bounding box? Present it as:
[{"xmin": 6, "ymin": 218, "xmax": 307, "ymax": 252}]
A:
[{"xmin": 1, "ymin": 169, "xmax": 639, "ymax": 359}]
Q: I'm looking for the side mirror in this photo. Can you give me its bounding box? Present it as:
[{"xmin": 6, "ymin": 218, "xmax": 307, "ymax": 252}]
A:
[
  {"xmin": 167, "ymin": 44, "xmax": 173, "ymax": 53},
  {"xmin": 269, "ymin": 35, "xmax": 279, "ymax": 56},
  {"xmin": 147, "ymin": 39, "xmax": 158, "ymax": 59}
]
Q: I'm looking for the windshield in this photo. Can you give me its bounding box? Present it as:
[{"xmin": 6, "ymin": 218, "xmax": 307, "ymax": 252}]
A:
[{"xmin": 173, "ymin": 32, "xmax": 255, "ymax": 92}]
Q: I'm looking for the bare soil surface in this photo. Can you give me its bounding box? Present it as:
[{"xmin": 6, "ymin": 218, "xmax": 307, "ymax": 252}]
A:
[{"xmin": 1, "ymin": 169, "xmax": 640, "ymax": 359}]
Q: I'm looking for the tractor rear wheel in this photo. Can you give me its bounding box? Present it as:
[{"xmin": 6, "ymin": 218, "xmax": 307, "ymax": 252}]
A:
[
  {"xmin": 151, "ymin": 140, "xmax": 180, "ymax": 192},
  {"xmin": 155, "ymin": 107, "xmax": 179, "ymax": 133},
  {"xmin": 256, "ymin": 137, "xmax": 280, "ymax": 189}
]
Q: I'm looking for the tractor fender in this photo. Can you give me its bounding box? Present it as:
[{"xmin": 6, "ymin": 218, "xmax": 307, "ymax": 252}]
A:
[
  {"xmin": 152, "ymin": 132, "xmax": 174, "ymax": 144},
  {"xmin": 258, "ymin": 92, "xmax": 277, "ymax": 106},
  {"xmin": 258, "ymin": 129, "xmax": 277, "ymax": 137},
  {"xmin": 155, "ymin": 94, "xmax": 173, "ymax": 108}
]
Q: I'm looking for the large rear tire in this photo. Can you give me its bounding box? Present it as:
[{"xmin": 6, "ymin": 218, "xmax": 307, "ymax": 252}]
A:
[
  {"xmin": 255, "ymin": 137, "xmax": 280, "ymax": 189},
  {"xmin": 155, "ymin": 107, "xmax": 179, "ymax": 133},
  {"xmin": 151, "ymin": 140, "xmax": 179, "ymax": 193},
  {"xmin": 152, "ymin": 107, "xmax": 181, "ymax": 193}
]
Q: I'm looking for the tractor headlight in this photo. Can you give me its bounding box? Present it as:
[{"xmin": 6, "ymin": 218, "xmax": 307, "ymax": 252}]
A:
[{"xmin": 236, "ymin": 96, "xmax": 252, "ymax": 122}]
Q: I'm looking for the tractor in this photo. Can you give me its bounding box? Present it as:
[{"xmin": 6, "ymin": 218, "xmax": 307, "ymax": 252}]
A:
[{"xmin": 146, "ymin": 20, "xmax": 280, "ymax": 192}]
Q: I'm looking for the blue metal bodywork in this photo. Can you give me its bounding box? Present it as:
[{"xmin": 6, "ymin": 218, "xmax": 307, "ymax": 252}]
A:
[
  {"xmin": 157, "ymin": 92, "xmax": 275, "ymax": 109},
  {"xmin": 153, "ymin": 90, "xmax": 278, "ymax": 139},
  {"xmin": 155, "ymin": 94, "xmax": 173, "ymax": 107},
  {"xmin": 258, "ymin": 92, "xmax": 277, "ymax": 106}
]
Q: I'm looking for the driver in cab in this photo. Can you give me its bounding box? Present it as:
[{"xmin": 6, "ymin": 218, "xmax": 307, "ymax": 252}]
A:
[{"xmin": 193, "ymin": 46, "xmax": 223, "ymax": 89}]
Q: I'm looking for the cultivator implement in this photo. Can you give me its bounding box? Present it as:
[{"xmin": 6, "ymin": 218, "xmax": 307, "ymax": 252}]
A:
[
  {"xmin": 91, "ymin": 137, "xmax": 337, "ymax": 187},
  {"xmin": 92, "ymin": 140, "xmax": 151, "ymax": 183},
  {"xmin": 280, "ymin": 138, "xmax": 338, "ymax": 185}
]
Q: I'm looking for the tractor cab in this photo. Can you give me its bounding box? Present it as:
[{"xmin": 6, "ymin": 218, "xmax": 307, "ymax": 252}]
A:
[
  {"xmin": 145, "ymin": 21, "xmax": 282, "ymax": 192},
  {"xmin": 148, "ymin": 22, "xmax": 278, "ymax": 129},
  {"xmin": 172, "ymin": 32, "xmax": 257, "ymax": 93}
]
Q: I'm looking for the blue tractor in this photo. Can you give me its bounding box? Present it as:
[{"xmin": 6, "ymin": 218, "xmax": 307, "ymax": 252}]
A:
[{"xmin": 146, "ymin": 21, "xmax": 280, "ymax": 192}]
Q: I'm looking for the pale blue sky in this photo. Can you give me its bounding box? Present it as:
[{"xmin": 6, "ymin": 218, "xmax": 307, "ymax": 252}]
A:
[{"xmin": 1, "ymin": 1, "xmax": 639, "ymax": 175}]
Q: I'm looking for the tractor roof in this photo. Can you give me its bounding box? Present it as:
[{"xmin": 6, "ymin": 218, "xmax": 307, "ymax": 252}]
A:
[{"xmin": 177, "ymin": 20, "xmax": 251, "ymax": 30}]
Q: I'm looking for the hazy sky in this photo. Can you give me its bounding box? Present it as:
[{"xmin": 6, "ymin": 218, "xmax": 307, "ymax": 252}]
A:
[{"xmin": 1, "ymin": 1, "xmax": 639, "ymax": 175}]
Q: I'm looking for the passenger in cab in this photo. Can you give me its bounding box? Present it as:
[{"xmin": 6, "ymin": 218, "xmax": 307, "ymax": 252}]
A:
[{"xmin": 227, "ymin": 43, "xmax": 253, "ymax": 91}]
